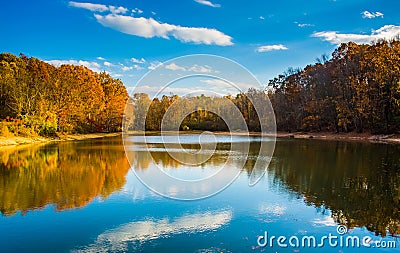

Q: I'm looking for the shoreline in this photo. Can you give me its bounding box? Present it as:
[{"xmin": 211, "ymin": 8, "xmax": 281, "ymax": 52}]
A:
[
  {"xmin": 184, "ymin": 131, "xmax": 400, "ymax": 144},
  {"xmin": 274, "ymin": 131, "xmax": 400, "ymax": 144},
  {"xmin": 1, "ymin": 131, "xmax": 399, "ymax": 147},
  {"xmin": 0, "ymin": 132, "xmax": 122, "ymax": 147},
  {"xmin": 217, "ymin": 131, "xmax": 400, "ymax": 144},
  {"xmin": 124, "ymin": 130, "xmax": 400, "ymax": 144},
  {"xmin": 231, "ymin": 131, "xmax": 400, "ymax": 144}
]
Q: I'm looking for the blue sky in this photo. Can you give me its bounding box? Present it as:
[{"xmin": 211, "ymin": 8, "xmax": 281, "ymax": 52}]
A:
[{"xmin": 1, "ymin": 0, "xmax": 399, "ymax": 92}]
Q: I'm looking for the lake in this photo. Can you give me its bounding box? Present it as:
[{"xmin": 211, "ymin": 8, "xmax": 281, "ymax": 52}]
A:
[{"xmin": 0, "ymin": 134, "xmax": 399, "ymax": 252}]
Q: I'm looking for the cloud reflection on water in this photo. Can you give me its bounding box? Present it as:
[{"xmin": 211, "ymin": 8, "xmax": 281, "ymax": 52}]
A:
[{"xmin": 73, "ymin": 210, "xmax": 232, "ymax": 252}]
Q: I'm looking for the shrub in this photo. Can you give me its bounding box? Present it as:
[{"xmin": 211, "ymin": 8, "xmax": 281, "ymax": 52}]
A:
[{"xmin": 0, "ymin": 122, "xmax": 14, "ymax": 137}]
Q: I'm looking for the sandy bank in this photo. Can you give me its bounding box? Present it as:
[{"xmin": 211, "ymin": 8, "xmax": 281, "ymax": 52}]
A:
[
  {"xmin": 124, "ymin": 130, "xmax": 400, "ymax": 144},
  {"xmin": 0, "ymin": 133, "xmax": 121, "ymax": 147},
  {"xmin": 275, "ymin": 132, "xmax": 400, "ymax": 144}
]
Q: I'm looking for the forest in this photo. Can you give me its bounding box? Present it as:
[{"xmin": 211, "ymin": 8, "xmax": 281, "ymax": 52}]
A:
[
  {"xmin": 127, "ymin": 91, "xmax": 270, "ymax": 132},
  {"xmin": 269, "ymin": 40, "xmax": 400, "ymax": 134},
  {"xmin": 1, "ymin": 39, "xmax": 400, "ymax": 137},
  {"xmin": 0, "ymin": 53, "xmax": 128, "ymax": 137},
  {"xmin": 129, "ymin": 40, "xmax": 400, "ymax": 134}
]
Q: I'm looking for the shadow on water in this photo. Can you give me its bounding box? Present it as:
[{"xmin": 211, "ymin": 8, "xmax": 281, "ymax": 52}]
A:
[
  {"xmin": 1, "ymin": 135, "xmax": 399, "ymax": 238},
  {"xmin": 265, "ymin": 139, "xmax": 400, "ymax": 237},
  {"xmin": 126, "ymin": 136, "xmax": 400, "ymax": 237},
  {"xmin": 0, "ymin": 137, "xmax": 130, "ymax": 216}
]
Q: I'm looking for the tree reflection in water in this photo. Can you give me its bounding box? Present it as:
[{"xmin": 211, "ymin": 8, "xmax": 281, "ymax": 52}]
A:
[
  {"xmin": 115, "ymin": 138, "xmax": 400, "ymax": 237},
  {"xmin": 1, "ymin": 136, "xmax": 399, "ymax": 238},
  {"xmin": 0, "ymin": 138, "xmax": 130, "ymax": 216},
  {"xmin": 266, "ymin": 140, "xmax": 400, "ymax": 237}
]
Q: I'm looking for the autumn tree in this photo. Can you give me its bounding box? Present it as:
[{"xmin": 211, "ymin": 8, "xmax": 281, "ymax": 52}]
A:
[
  {"xmin": 97, "ymin": 72, "xmax": 128, "ymax": 132},
  {"xmin": 269, "ymin": 39, "xmax": 400, "ymax": 134},
  {"xmin": 0, "ymin": 53, "xmax": 128, "ymax": 135}
]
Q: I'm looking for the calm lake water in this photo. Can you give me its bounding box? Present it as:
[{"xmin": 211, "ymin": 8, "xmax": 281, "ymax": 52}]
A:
[{"xmin": 0, "ymin": 135, "xmax": 399, "ymax": 252}]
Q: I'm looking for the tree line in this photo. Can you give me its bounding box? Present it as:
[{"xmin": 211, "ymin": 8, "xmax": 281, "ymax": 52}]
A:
[
  {"xmin": 128, "ymin": 40, "xmax": 400, "ymax": 134},
  {"xmin": 127, "ymin": 90, "xmax": 272, "ymax": 132},
  {"xmin": 2, "ymin": 39, "xmax": 400, "ymax": 136},
  {"xmin": 0, "ymin": 53, "xmax": 128, "ymax": 136},
  {"xmin": 269, "ymin": 40, "xmax": 400, "ymax": 134}
]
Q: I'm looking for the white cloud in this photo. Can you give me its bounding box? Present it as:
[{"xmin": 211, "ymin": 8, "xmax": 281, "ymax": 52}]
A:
[
  {"xmin": 188, "ymin": 64, "xmax": 214, "ymax": 73},
  {"xmin": 298, "ymin": 23, "xmax": 314, "ymax": 28},
  {"xmin": 69, "ymin": 1, "xmax": 128, "ymax": 14},
  {"xmin": 312, "ymin": 25, "xmax": 400, "ymax": 44},
  {"xmin": 46, "ymin": 59, "xmax": 101, "ymax": 72},
  {"xmin": 69, "ymin": 2, "xmax": 231, "ymax": 45},
  {"xmin": 165, "ymin": 63, "xmax": 187, "ymax": 71},
  {"xmin": 94, "ymin": 14, "xmax": 233, "ymax": 45},
  {"xmin": 259, "ymin": 16, "xmax": 265, "ymax": 20},
  {"xmin": 164, "ymin": 63, "xmax": 216, "ymax": 73},
  {"xmin": 256, "ymin": 44, "xmax": 288, "ymax": 52},
  {"xmin": 137, "ymin": 85, "xmax": 204, "ymax": 96},
  {"xmin": 109, "ymin": 6, "xmax": 128, "ymax": 14},
  {"xmin": 194, "ymin": 0, "xmax": 221, "ymax": 8},
  {"xmin": 295, "ymin": 22, "xmax": 314, "ymax": 28},
  {"xmin": 122, "ymin": 66, "xmax": 133, "ymax": 71},
  {"xmin": 200, "ymin": 79, "xmax": 256, "ymax": 92},
  {"xmin": 200, "ymin": 79, "xmax": 227, "ymax": 86},
  {"xmin": 131, "ymin": 57, "xmax": 146, "ymax": 64},
  {"xmin": 69, "ymin": 1, "xmax": 108, "ymax": 12},
  {"xmin": 135, "ymin": 85, "xmax": 238, "ymax": 97},
  {"xmin": 135, "ymin": 8, "xmax": 143, "ymax": 14},
  {"xmin": 103, "ymin": 61, "xmax": 113, "ymax": 67},
  {"xmin": 362, "ymin": 11, "xmax": 384, "ymax": 19},
  {"xmin": 148, "ymin": 61, "xmax": 162, "ymax": 70},
  {"xmin": 133, "ymin": 64, "xmax": 142, "ymax": 70},
  {"xmin": 96, "ymin": 56, "xmax": 106, "ymax": 60},
  {"xmin": 119, "ymin": 63, "xmax": 142, "ymax": 71}
]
